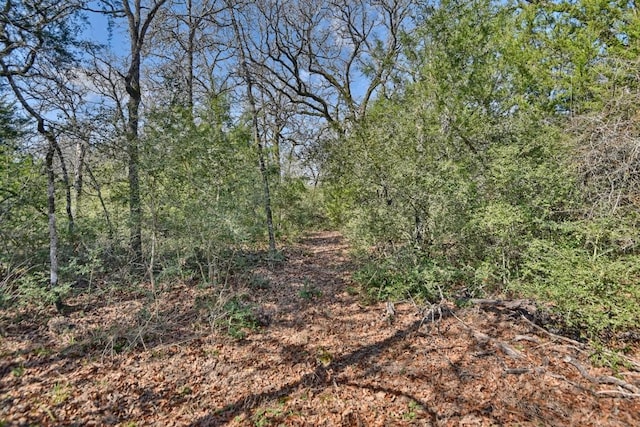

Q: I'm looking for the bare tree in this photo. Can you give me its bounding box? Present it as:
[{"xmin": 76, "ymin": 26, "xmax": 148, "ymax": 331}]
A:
[
  {"xmin": 237, "ymin": 0, "xmax": 414, "ymax": 135},
  {"xmin": 149, "ymin": 0, "xmax": 230, "ymax": 113},
  {"xmin": 572, "ymin": 57, "xmax": 640, "ymax": 220}
]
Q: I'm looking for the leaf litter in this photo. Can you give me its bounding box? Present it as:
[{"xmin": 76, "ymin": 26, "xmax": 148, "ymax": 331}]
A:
[{"xmin": 1, "ymin": 231, "xmax": 639, "ymax": 426}]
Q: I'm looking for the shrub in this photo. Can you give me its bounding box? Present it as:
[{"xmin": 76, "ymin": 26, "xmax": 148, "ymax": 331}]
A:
[{"xmin": 514, "ymin": 237, "xmax": 640, "ymax": 339}]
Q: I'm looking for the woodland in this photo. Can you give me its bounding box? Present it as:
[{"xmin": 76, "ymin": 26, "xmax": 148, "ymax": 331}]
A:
[{"xmin": 1, "ymin": 0, "xmax": 640, "ymax": 425}]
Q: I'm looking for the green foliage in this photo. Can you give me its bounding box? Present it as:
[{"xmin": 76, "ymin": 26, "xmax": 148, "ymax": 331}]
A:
[
  {"xmin": 273, "ymin": 177, "xmax": 327, "ymax": 238},
  {"xmin": 14, "ymin": 271, "xmax": 70, "ymax": 308},
  {"xmin": 136, "ymin": 100, "xmax": 275, "ymax": 284},
  {"xmin": 589, "ymin": 342, "xmax": 633, "ymax": 373},
  {"xmin": 326, "ymin": 0, "xmax": 640, "ymax": 342},
  {"xmin": 247, "ymin": 273, "xmax": 271, "ymax": 290},
  {"xmin": 11, "ymin": 365, "xmax": 25, "ymax": 378},
  {"xmin": 515, "ymin": 237, "xmax": 640, "ymax": 338},
  {"xmin": 219, "ymin": 296, "xmax": 259, "ymax": 339},
  {"xmin": 0, "ymin": 101, "xmax": 48, "ymax": 268},
  {"xmin": 330, "ymin": 0, "xmax": 572, "ymax": 297},
  {"xmin": 2, "ymin": 0, "xmax": 639, "ymax": 346},
  {"xmin": 298, "ymin": 279, "xmax": 322, "ymax": 300},
  {"xmin": 251, "ymin": 401, "xmax": 294, "ymax": 427},
  {"xmin": 49, "ymin": 382, "xmax": 72, "ymax": 405},
  {"xmin": 353, "ymin": 249, "xmax": 468, "ymax": 303}
]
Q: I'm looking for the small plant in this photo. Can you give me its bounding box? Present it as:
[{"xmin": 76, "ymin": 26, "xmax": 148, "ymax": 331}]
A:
[
  {"xmin": 589, "ymin": 343, "xmax": 631, "ymax": 373},
  {"xmin": 16, "ymin": 271, "xmax": 71, "ymax": 308},
  {"xmin": 299, "ymin": 279, "xmax": 322, "ymax": 300},
  {"xmin": 11, "ymin": 365, "xmax": 25, "ymax": 377},
  {"xmin": 266, "ymin": 250, "xmax": 287, "ymax": 265},
  {"xmin": 33, "ymin": 347, "xmax": 52, "ymax": 357},
  {"xmin": 401, "ymin": 400, "xmax": 420, "ymax": 421},
  {"xmin": 219, "ymin": 297, "xmax": 259, "ymax": 339},
  {"xmin": 316, "ymin": 348, "xmax": 333, "ymax": 367},
  {"xmin": 345, "ymin": 285, "xmax": 360, "ymax": 296},
  {"xmin": 50, "ymin": 382, "xmax": 71, "ymax": 405},
  {"xmin": 178, "ymin": 385, "xmax": 193, "ymax": 396},
  {"xmin": 251, "ymin": 401, "xmax": 291, "ymax": 427}
]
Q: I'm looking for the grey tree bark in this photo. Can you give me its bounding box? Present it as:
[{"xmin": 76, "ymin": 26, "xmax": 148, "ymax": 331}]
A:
[
  {"xmin": 0, "ymin": 0, "xmax": 84, "ymax": 310},
  {"xmin": 96, "ymin": 0, "xmax": 168, "ymax": 265},
  {"xmin": 227, "ymin": 1, "xmax": 277, "ymax": 254}
]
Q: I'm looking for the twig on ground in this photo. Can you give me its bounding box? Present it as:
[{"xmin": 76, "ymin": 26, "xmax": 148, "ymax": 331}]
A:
[
  {"xmin": 547, "ymin": 372, "xmax": 590, "ymax": 393},
  {"xmin": 563, "ymin": 356, "xmax": 640, "ymax": 394},
  {"xmin": 514, "ymin": 335, "xmax": 541, "ymax": 344},
  {"xmin": 419, "ymin": 300, "xmax": 451, "ymax": 329},
  {"xmin": 496, "ymin": 341, "xmax": 523, "ymax": 360},
  {"xmin": 596, "ymin": 390, "xmax": 640, "ymax": 398},
  {"xmin": 505, "ymin": 368, "xmax": 532, "ymax": 375},
  {"xmin": 451, "ymin": 311, "xmax": 523, "ymax": 360},
  {"xmin": 520, "ymin": 314, "xmax": 589, "ymax": 349}
]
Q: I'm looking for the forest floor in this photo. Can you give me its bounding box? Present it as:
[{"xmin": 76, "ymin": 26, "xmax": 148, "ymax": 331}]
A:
[{"xmin": 2, "ymin": 231, "xmax": 640, "ymax": 426}]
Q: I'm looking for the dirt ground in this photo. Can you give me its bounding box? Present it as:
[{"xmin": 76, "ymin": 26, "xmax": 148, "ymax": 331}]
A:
[{"xmin": 2, "ymin": 231, "xmax": 640, "ymax": 426}]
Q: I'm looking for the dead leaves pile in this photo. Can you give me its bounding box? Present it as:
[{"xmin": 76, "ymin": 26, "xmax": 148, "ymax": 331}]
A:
[{"xmin": 1, "ymin": 231, "xmax": 640, "ymax": 426}]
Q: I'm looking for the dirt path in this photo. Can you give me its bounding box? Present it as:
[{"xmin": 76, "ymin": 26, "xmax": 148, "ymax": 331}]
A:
[{"xmin": 2, "ymin": 231, "xmax": 640, "ymax": 425}]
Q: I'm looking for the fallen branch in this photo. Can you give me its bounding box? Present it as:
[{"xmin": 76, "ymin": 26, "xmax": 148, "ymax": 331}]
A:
[
  {"xmin": 505, "ymin": 368, "xmax": 531, "ymax": 375},
  {"xmin": 452, "ymin": 312, "xmax": 522, "ymax": 359},
  {"xmin": 520, "ymin": 315, "xmax": 640, "ymax": 371},
  {"xmin": 514, "ymin": 335, "xmax": 541, "ymax": 344},
  {"xmin": 470, "ymin": 299, "xmax": 538, "ymax": 316},
  {"xmin": 547, "ymin": 372, "xmax": 591, "ymax": 393},
  {"xmin": 419, "ymin": 301, "xmax": 453, "ymax": 328},
  {"xmin": 520, "ymin": 315, "xmax": 586, "ymax": 349},
  {"xmin": 563, "ymin": 356, "xmax": 640, "ymax": 394},
  {"xmin": 496, "ymin": 341, "xmax": 523, "ymax": 360},
  {"xmin": 596, "ymin": 390, "xmax": 640, "ymax": 398}
]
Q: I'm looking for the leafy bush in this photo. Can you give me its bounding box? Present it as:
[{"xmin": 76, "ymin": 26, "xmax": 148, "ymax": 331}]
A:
[
  {"xmin": 353, "ymin": 248, "xmax": 471, "ymax": 302},
  {"xmin": 15, "ymin": 271, "xmax": 71, "ymax": 308},
  {"xmin": 514, "ymin": 237, "xmax": 640, "ymax": 339},
  {"xmin": 298, "ymin": 279, "xmax": 322, "ymax": 300},
  {"xmin": 218, "ymin": 297, "xmax": 259, "ymax": 339}
]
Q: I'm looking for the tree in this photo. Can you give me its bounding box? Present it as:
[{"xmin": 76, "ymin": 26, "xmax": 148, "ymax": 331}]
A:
[
  {"xmin": 234, "ymin": 0, "xmax": 414, "ymax": 135},
  {"xmin": 0, "ymin": 97, "xmax": 44, "ymax": 264},
  {"xmin": 227, "ymin": 0, "xmax": 277, "ymax": 254},
  {"xmin": 149, "ymin": 0, "xmax": 229, "ymax": 115},
  {"xmin": 1, "ymin": 0, "xmax": 85, "ymax": 309},
  {"xmin": 327, "ymin": 0, "xmax": 574, "ymax": 289},
  {"xmin": 93, "ymin": 0, "xmax": 169, "ymax": 265}
]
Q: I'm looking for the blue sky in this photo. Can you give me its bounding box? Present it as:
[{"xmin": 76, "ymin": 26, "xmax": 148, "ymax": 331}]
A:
[{"xmin": 83, "ymin": 9, "xmax": 127, "ymax": 52}]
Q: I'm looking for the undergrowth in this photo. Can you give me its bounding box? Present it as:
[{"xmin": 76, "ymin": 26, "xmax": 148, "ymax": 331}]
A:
[
  {"xmin": 352, "ymin": 248, "xmax": 474, "ymax": 303},
  {"xmin": 514, "ymin": 239, "xmax": 640, "ymax": 340},
  {"xmin": 352, "ymin": 238, "xmax": 640, "ymax": 344}
]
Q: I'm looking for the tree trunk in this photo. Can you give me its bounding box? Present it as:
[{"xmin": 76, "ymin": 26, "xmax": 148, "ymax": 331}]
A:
[
  {"xmin": 45, "ymin": 142, "xmax": 61, "ymax": 309},
  {"xmin": 254, "ymin": 110, "xmax": 277, "ymax": 254},
  {"xmin": 227, "ymin": 2, "xmax": 276, "ymax": 254},
  {"xmin": 124, "ymin": 10, "xmax": 142, "ymax": 270},
  {"xmin": 4, "ymin": 73, "xmax": 64, "ymax": 310},
  {"xmin": 186, "ymin": 0, "xmax": 195, "ymax": 115},
  {"xmin": 120, "ymin": 0, "xmax": 168, "ymax": 266},
  {"xmin": 87, "ymin": 165, "xmax": 115, "ymax": 239},
  {"xmin": 126, "ymin": 91, "xmax": 142, "ymax": 265},
  {"xmin": 54, "ymin": 142, "xmax": 75, "ymax": 235},
  {"xmin": 73, "ymin": 138, "xmax": 87, "ymax": 219},
  {"xmin": 125, "ymin": 7, "xmax": 144, "ymax": 266}
]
